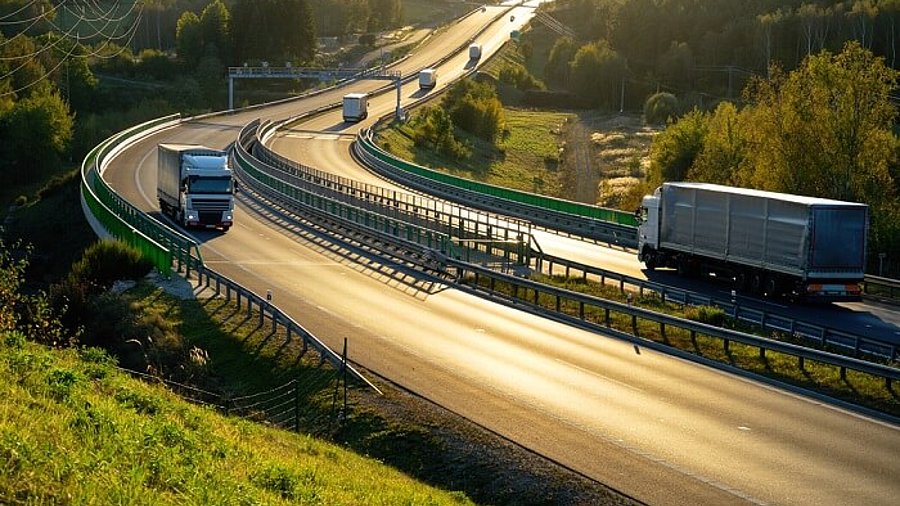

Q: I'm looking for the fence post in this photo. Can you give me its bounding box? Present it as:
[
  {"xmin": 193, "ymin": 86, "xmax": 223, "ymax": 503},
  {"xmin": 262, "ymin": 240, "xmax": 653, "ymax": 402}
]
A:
[
  {"xmin": 342, "ymin": 337, "xmax": 349, "ymax": 422},
  {"xmin": 294, "ymin": 379, "xmax": 300, "ymax": 433}
]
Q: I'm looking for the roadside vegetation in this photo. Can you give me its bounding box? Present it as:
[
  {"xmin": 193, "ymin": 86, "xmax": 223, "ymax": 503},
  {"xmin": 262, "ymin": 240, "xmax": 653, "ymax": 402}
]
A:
[{"xmin": 0, "ymin": 334, "xmax": 476, "ymax": 504}]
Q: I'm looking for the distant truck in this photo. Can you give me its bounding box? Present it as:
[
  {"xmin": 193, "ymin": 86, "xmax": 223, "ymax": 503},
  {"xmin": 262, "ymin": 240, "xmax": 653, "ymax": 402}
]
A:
[
  {"xmin": 418, "ymin": 68, "xmax": 437, "ymax": 89},
  {"xmin": 342, "ymin": 93, "xmax": 368, "ymax": 122},
  {"xmin": 157, "ymin": 144, "xmax": 235, "ymax": 231},
  {"xmin": 636, "ymin": 182, "xmax": 868, "ymax": 301},
  {"xmin": 468, "ymin": 43, "xmax": 482, "ymax": 60}
]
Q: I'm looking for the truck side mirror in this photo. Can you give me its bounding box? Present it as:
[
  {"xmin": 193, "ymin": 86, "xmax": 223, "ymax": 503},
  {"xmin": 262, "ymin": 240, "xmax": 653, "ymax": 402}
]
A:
[{"xmin": 233, "ymin": 181, "xmax": 239, "ymax": 194}]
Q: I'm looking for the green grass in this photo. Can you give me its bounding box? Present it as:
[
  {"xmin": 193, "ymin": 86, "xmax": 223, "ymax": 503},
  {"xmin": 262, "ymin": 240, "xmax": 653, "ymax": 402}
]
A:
[
  {"xmin": 0, "ymin": 318, "xmax": 474, "ymax": 504},
  {"xmin": 461, "ymin": 273, "xmax": 900, "ymax": 418},
  {"xmin": 379, "ymin": 109, "xmax": 573, "ymax": 197}
]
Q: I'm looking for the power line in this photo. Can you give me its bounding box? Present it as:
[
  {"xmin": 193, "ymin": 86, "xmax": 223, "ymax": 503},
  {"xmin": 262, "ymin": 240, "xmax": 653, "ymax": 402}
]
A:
[{"xmin": 0, "ymin": 4, "xmax": 144, "ymax": 98}]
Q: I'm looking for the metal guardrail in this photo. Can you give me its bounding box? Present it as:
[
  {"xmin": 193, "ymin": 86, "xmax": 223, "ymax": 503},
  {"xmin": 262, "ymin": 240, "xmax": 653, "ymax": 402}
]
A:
[
  {"xmin": 353, "ymin": 130, "xmax": 639, "ymax": 248},
  {"xmin": 193, "ymin": 263, "xmax": 381, "ymax": 394},
  {"xmin": 79, "ymin": 116, "xmax": 379, "ymax": 393},
  {"xmin": 80, "ymin": 116, "xmax": 181, "ymax": 276},
  {"xmin": 235, "ymin": 121, "xmax": 532, "ymax": 268},
  {"xmin": 449, "ymin": 259, "xmax": 900, "ymax": 387},
  {"xmin": 253, "ymin": 122, "xmax": 534, "ymax": 262},
  {"xmin": 535, "ymin": 253, "xmax": 899, "ymax": 361},
  {"xmin": 864, "ymin": 275, "xmax": 900, "ymax": 304}
]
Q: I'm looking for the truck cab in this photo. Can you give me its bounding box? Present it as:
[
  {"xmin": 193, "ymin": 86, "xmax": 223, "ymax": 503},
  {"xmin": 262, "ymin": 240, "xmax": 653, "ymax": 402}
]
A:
[
  {"xmin": 469, "ymin": 43, "xmax": 482, "ymax": 60},
  {"xmin": 637, "ymin": 190, "xmax": 661, "ymax": 267}
]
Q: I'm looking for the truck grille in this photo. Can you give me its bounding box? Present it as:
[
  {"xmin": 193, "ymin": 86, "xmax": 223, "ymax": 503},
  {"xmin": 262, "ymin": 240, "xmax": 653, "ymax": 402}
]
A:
[{"xmin": 191, "ymin": 198, "xmax": 230, "ymax": 212}]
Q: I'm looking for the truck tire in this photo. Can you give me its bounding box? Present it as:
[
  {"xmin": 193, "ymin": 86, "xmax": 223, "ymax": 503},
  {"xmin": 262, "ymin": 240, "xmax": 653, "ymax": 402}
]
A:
[
  {"xmin": 642, "ymin": 250, "xmax": 657, "ymax": 270},
  {"xmin": 734, "ymin": 271, "xmax": 749, "ymax": 292},
  {"xmin": 750, "ymin": 271, "xmax": 763, "ymax": 295}
]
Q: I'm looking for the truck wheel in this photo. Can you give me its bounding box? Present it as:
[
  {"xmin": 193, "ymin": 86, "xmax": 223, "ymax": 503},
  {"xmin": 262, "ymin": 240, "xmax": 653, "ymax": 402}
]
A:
[
  {"xmin": 734, "ymin": 271, "xmax": 748, "ymax": 292},
  {"xmin": 750, "ymin": 272, "xmax": 763, "ymax": 295},
  {"xmin": 643, "ymin": 251, "xmax": 657, "ymax": 271},
  {"xmin": 677, "ymin": 258, "xmax": 693, "ymax": 277},
  {"xmin": 765, "ymin": 276, "xmax": 779, "ymax": 297}
]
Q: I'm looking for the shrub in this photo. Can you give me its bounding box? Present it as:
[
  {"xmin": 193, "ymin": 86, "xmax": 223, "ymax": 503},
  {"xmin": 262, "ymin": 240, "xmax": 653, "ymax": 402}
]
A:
[
  {"xmin": 358, "ymin": 33, "xmax": 376, "ymax": 46},
  {"xmin": 684, "ymin": 305, "xmax": 726, "ymax": 326},
  {"xmin": 644, "ymin": 92, "xmax": 679, "ymax": 125},
  {"xmin": 443, "ymin": 80, "xmax": 505, "ymax": 142},
  {"xmin": 69, "ymin": 239, "xmax": 152, "ymax": 290}
]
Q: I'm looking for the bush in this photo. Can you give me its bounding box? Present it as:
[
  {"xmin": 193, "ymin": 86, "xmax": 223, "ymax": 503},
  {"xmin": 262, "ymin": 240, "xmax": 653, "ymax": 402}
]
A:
[
  {"xmin": 69, "ymin": 239, "xmax": 153, "ymax": 291},
  {"xmin": 644, "ymin": 92, "xmax": 679, "ymax": 125},
  {"xmin": 684, "ymin": 305, "xmax": 726, "ymax": 326},
  {"xmin": 358, "ymin": 33, "xmax": 376, "ymax": 46},
  {"xmin": 443, "ymin": 80, "xmax": 505, "ymax": 142},
  {"xmin": 498, "ymin": 63, "xmax": 542, "ymax": 91}
]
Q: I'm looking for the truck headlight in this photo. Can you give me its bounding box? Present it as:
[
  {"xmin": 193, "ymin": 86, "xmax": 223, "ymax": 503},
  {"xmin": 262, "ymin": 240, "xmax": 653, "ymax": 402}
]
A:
[{"xmin": 188, "ymin": 213, "xmax": 196, "ymax": 221}]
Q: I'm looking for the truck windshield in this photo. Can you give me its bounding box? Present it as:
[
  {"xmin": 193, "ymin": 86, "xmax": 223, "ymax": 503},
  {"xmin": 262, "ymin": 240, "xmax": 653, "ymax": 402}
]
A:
[{"xmin": 188, "ymin": 176, "xmax": 232, "ymax": 194}]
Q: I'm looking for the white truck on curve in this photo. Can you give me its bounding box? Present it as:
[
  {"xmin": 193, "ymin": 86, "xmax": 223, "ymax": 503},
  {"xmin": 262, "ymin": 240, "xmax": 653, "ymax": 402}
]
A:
[
  {"xmin": 418, "ymin": 68, "xmax": 437, "ymax": 89},
  {"xmin": 636, "ymin": 182, "xmax": 868, "ymax": 301},
  {"xmin": 157, "ymin": 144, "xmax": 236, "ymax": 231},
  {"xmin": 342, "ymin": 93, "xmax": 368, "ymax": 122}
]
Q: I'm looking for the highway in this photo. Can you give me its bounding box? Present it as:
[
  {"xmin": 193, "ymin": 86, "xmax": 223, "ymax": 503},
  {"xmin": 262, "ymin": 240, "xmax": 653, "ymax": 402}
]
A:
[{"xmin": 103, "ymin": 2, "xmax": 900, "ymax": 504}]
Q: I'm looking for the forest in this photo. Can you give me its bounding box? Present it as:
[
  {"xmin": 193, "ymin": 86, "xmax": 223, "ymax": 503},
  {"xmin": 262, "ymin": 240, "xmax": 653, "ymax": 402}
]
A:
[{"xmin": 524, "ymin": 0, "xmax": 899, "ymax": 275}]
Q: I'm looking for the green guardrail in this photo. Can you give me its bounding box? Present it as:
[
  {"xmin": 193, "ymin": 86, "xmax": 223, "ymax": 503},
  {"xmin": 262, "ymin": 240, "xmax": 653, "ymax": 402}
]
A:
[
  {"xmin": 358, "ymin": 133, "xmax": 639, "ymax": 227},
  {"xmin": 80, "ymin": 114, "xmax": 204, "ymax": 277},
  {"xmin": 234, "ymin": 137, "xmax": 461, "ymax": 259}
]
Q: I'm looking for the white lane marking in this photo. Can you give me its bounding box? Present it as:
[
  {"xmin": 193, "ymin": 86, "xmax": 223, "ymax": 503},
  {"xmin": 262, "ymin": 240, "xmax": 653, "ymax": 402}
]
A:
[
  {"xmin": 554, "ymin": 358, "xmax": 644, "ymax": 393},
  {"xmin": 135, "ymin": 147, "xmax": 156, "ymax": 208}
]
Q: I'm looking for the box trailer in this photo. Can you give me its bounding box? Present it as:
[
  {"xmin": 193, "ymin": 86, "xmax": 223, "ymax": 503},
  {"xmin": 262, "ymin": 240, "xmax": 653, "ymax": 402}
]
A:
[
  {"xmin": 418, "ymin": 68, "xmax": 437, "ymax": 89},
  {"xmin": 637, "ymin": 182, "xmax": 868, "ymax": 301},
  {"xmin": 342, "ymin": 93, "xmax": 368, "ymax": 122}
]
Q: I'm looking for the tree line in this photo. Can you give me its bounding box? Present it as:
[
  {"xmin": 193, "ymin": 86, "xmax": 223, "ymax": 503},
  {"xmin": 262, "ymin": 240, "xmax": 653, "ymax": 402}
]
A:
[
  {"xmin": 642, "ymin": 42, "xmax": 899, "ymax": 274},
  {"xmin": 531, "ymin": 0, "xmax": 900, "ymax": 107}
]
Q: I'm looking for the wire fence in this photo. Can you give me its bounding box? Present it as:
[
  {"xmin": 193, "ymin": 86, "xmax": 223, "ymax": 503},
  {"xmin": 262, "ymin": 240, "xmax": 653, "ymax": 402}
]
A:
[{"xmin": 117, "ymin": 338, "xmax": 352, "ymax": 432}]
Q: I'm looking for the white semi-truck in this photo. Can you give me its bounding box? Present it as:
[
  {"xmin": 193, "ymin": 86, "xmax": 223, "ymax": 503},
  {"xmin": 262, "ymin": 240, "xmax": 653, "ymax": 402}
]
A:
[
  {"xmin": 342, "ymin": 93, "xmax": 368, "ymax": 122},
  {"xmin": 637, "ymin": 182, "xmax": 868, "ymax": 301},
  {"xmin": 157, "ymin": 144, "xmax": 235, "ymax": 231},
  {"xmin": 468, "ymin": 43, "xmax": 482, "ymax": 60}
]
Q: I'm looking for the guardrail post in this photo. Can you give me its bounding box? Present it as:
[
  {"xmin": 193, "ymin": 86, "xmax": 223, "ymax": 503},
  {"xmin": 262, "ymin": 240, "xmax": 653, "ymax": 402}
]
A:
[
  {"xmin": 631, "ymin": 315, "xmax": 638, "ymax": 336},
  {"xmin": 724, "ymin": 339, "xmax": 730, "ymax": 353},
  {"xmin": 604, "ymin": 308, "xmax": 610, "ymax": 327},
  {"xmin": 840, "ymin": 366, "xmax": 847, "ymax": 381},
  {"xmin": 798, "ymin": 355, "xmax": 804, "ymax": 370},
  {"xmin": 660, "ymin": 322, "xmax": 667, "ymax": 343},
  {"xmin": 690, "ymin": 330, "xmax": 697, "ymax": 348},
  {"xmin": 579, "ymin": 301, "xmax": 585, "ymax": 320},
  {"xmin": 759, "ymin": 347, "xmax": 766, "ymax": 360}
]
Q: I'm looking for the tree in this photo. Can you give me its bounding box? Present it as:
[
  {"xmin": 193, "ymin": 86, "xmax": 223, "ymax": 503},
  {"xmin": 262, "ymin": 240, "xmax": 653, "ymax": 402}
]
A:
[
  {"xmin": 688, "ymin": 102, "xmax": 751, "ymax": 186},
  {"xmin": 0, "ymin": 86, "xmax": 73, "ymax": 184},
  {"xmin": 646, "ymin": 108, "xmax": 708, "ymax": 185},
  {"xmin": 200, "ymin": 0, "xmax": 231, "ymax": 62},
  {"xmin": 656, "ymin": 41, "xmax": 694, "ymax": 90},
  {"xmin": 367, "ymin": 0, "xmax": 401, "ymax": 31},
  {"xmin": 745, "ymin": 42, "xmax": 897, "ymax": 203},
  {"xmin": 232, "ymin": 0, "xmax": 316, "ymax": 64},
  {"xmin": 569, "ymin": 40, "xmax": 628, "ymax": 109},
  {"xmin": 443, "ymin": 80, "xmax": 505, "ymax": 142},
  {"xmin": 176, "ymin": 11, "xmax": 202, "ymax": 66},
  {"xmin": 546, "ymin": 36, "xmax": 577, "ymax": 86}
]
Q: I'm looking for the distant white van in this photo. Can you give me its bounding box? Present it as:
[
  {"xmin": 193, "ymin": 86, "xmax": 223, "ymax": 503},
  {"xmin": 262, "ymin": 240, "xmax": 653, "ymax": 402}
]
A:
[{"xmin": 419, "ymin": 69, "xmax": 437, "ymax": 89}]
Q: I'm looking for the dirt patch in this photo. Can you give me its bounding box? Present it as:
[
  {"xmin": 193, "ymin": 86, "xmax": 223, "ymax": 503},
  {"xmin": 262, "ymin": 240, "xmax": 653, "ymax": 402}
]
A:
[{"xmin": 561, "ymin": 114, "xmax": 658, "ymax": 207}]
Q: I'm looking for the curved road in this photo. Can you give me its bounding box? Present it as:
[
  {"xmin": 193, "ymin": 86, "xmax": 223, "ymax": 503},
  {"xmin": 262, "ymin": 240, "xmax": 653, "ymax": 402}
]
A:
[{"xmin": 104, "ymin": 3, "xmax": 900, "ymax": 505}]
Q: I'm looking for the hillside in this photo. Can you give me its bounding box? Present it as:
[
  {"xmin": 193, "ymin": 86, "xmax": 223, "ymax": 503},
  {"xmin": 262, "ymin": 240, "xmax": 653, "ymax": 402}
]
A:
[{"xmin": 0, "ymin": 334, "xmax": 472, "ymax": 505}]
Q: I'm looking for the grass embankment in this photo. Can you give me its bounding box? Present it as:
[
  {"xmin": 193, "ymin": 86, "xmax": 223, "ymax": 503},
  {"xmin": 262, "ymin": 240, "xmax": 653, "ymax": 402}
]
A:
[
  {"xmin": 463, "ymin": 273, "xmax": 900, "ymax": 418},
  {"xmin": 0, "ymin": 332, "xmax": 472, "ymax": 505},
  {"xmin": 379, "ymin": 109, "xmax": 573, "ymax": 197}
]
